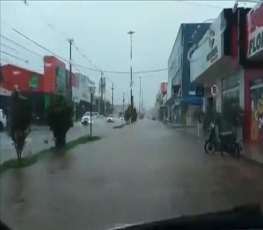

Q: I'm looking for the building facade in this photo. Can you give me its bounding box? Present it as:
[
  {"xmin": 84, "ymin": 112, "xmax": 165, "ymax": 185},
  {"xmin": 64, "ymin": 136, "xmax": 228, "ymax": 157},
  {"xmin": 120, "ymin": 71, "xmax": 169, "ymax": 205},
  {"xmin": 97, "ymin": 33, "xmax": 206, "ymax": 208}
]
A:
[
  {"xmin": 240, "ymin": 2, "xmax": 263, "ymax": 144},
  {"xmin": 166, "ymin": 23, "xmax": 210, "ymax": 123},
  {"xmin": 190, "ymin": 6, "xmax": 263, "ymax": 147},
  {"xmin": 0, "ymin": 55, "xmax": 93, "ymax": 123}
]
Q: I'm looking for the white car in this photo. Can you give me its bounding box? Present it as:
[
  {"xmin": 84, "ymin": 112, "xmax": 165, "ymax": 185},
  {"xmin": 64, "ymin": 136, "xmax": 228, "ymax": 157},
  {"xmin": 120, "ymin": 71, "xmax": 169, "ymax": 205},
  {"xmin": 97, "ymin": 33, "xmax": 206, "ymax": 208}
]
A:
[
  {"xmin": 120, "ymin": 116, "xmax": 125, "ymax": 122},
  {"xmin": 0, "ymin": 109, "xmax": 7, "ymax": 131},
  {"xmin": 81, "ymin": 112, "xmax": 93, "ymax": 125},
  {"xmin": 106, "ymin": 115, "xmax": 114, "ymax": 123}
]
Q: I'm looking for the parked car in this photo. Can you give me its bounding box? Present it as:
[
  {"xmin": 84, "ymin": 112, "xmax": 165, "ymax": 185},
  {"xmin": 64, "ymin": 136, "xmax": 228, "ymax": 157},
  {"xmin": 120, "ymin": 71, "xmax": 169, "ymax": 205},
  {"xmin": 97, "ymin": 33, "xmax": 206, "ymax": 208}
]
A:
[
  {"xmin": 81, "ymin": 112, "xmax": 92, "ymax": 125},
  {"xmin": 120, "ymin": 116, "xmax": 125, "ymax": 122},
  {"xmin": 106, "ymin": 114, "xmax": 114, "ymax": 122},
  {"xmin": 0, "ymin": 109, "xmax": 7, "ymax": 131}
]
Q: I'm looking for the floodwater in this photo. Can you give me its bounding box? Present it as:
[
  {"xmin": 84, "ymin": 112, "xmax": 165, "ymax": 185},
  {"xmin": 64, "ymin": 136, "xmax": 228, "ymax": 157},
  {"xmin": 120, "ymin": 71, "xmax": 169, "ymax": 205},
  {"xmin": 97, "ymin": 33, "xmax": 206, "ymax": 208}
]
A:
[{"xmin": 1, "ymin": 119, "xmax": 263, "ymax": 230}]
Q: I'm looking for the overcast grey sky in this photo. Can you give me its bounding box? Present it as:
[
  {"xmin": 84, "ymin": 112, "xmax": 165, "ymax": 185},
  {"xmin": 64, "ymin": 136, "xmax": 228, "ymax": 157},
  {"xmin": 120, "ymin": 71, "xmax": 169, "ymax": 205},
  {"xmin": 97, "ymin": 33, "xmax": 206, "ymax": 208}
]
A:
[{"xmin": 0, "ymin": 1, "xmax": 255, "ymax": 109}]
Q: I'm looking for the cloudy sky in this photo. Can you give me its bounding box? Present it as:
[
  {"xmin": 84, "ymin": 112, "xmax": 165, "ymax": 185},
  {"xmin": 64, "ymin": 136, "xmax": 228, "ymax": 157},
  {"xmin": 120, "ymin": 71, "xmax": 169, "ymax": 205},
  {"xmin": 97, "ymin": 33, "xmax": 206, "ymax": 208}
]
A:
[{"xmin": 0, "ymin": 0, "xmax": 256, "ymax": 109}]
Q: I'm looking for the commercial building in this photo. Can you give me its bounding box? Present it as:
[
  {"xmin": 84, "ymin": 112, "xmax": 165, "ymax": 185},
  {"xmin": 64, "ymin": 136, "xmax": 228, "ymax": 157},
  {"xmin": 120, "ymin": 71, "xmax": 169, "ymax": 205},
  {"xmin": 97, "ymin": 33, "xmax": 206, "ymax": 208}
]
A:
[
  {"xmin": 190, "ymin": 5, "xmax": 263, "ymax": 147},
  {"xmin": 165, "ymin": 23, "xmax": 210, "ymax": 124},
  {"xmin": 0, "ymin": 64, "xmax": 46, "ymax": 121},
  {"xmin": 75, "ymin": 73, "xmax": 96, "ymax": 119},
  {"xmin": 0, "ymin": 55, "xmax": 90, "ymax": 123},
  {"xmin": 239, "ymin": 2, "xmax": 263, "ymax": 144}
]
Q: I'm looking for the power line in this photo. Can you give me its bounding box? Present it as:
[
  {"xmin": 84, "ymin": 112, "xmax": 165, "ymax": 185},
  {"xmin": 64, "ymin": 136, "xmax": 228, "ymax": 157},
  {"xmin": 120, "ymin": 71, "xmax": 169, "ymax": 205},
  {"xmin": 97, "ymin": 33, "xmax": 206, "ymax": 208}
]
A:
[
  {"xmin": 0, "ymin": 34, "xmax": 43, "ymax": 58},
  {"xmin": 182, "ymin": 1, "xmax": 223, "ymax": 9},
  {"xmin": 3, "ymin": 29, "xmax": 168, "ymax": 75},
  {"xmin": 0, "ymin": 43, "xmax": 20, "ymax": 53},
  {"xmin": 0, "ymin": 50, "xmax": 28, "ymax": 63},
  {"xmin": 22, "ymin": 3, "xmax": 100, "ymax": 72},
  {"xmin": 12, "ymin": 28, "xmax": 67, "ymax": 62}
]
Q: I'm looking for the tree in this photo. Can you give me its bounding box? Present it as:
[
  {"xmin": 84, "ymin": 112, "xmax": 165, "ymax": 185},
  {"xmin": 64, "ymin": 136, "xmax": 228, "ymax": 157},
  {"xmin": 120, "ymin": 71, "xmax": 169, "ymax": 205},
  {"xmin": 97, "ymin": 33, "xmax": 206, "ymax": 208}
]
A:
[
  {"xmin": 9, "ymin": 87, "xmax": 32, "ymax": 160},
  {"xmin": 124, "ymin": 105, "xmax": 137, "ymax": 123},
  {"xmin": 48, "ymin": 96, "xmax": 73, "ymax": 148},
  {"xmin": 131, "ymin": 107, "xmax": 137, "ymax": 122}
]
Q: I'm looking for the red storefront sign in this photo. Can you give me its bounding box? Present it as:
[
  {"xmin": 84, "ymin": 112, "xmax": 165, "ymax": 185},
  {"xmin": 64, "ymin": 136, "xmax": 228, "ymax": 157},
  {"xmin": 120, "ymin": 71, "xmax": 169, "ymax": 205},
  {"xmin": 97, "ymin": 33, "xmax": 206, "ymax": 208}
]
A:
[
  {"xmin": 43, "ymin": 56, "xmax": 66, "ymax": 95},
  {"xmin": 160, "ymin": 82, "xmax": 167, "ymax": 96},
  {"xmin": 0, "ymin": 64, "xmax": 44, "ymax": 92},
  {"xmin": 247, "ymin": 2, "xmax": 263, "ymax": 60}
]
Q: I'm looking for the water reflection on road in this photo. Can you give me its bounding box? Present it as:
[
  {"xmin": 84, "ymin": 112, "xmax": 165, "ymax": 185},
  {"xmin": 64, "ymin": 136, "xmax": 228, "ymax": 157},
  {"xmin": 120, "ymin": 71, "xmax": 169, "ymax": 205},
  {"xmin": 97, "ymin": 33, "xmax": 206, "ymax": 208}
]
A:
[
  {"xmin": 48, "ymin": 150, "xmax": 75, "ymax": 174},
  {"xmin": 1, "ymin": 119, "xmax": 263, "ymax": 230}
]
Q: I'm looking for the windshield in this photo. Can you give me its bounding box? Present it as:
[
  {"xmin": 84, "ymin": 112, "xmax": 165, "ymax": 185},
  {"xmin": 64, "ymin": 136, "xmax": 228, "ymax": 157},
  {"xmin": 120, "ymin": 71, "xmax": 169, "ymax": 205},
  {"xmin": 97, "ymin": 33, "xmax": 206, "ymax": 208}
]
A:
[{"xmin": 1, "ymin": 1, "xmax": 263, "ymax": 230}]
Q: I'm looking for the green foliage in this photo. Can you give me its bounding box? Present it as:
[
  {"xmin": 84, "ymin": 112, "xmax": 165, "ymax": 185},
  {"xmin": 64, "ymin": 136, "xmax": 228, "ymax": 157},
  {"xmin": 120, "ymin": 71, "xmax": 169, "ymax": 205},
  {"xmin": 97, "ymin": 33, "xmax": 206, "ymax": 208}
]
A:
[
  {"xmin": 131, "ymin": 107, "xmax": 137, "ymax": 122},
  {"xmin": 124, "ymin": 105, "xmax": 137, "ymax": 123},
  {"xmin": 65, "ymin": 135, "xmax": 100, "ymax": 149},
  {"xmin": 9, "ymin": 89, "xmax": 32, "ymax": 160},
  {"xmin": 48, "ymin": 95, "xmax": 74, "ymax": 148}
]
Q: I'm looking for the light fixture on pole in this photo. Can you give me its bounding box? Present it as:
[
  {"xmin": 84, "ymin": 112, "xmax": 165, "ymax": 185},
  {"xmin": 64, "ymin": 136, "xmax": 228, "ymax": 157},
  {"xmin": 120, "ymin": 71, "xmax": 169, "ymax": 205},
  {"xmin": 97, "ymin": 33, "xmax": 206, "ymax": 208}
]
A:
[{"xmin": 128, "ymin": 30, "xmax": 135, "ymax": 108}]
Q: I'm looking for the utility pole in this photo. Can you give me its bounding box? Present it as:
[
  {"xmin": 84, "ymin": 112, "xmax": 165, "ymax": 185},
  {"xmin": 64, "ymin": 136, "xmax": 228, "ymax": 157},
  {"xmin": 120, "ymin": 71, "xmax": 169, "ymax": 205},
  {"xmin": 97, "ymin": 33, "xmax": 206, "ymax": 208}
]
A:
[
  {"xmin": 122, "ymin": 92, "xmax": 125, "ymax": 115},
  {"xmin": 68, "ymin": 38, "xmax": 74, "ymax": 119},
  {"xmin": 89, "ymin": 87, "xmax": 94, "ymax": 137},
  {"xmin": 99, "ymin": 71, "xmax": 103, "ymax": 115},
  {"xmin": 139, "ymin": 76, "xmax": 142, "ymax": 115},
  {"xmin": 141, "ymin": 91, "xmax": 144, "ymax": 113},
  {"xmin": 128, "ymin": 30, "xmax": 135, "ymax": 108},
  {"xmin": 69, "ymin": 38, "xmax": 73, "ymax": 84},
  {"xmin": 111, "ymin": 82, "xmax": 114, "ymax": 114}
]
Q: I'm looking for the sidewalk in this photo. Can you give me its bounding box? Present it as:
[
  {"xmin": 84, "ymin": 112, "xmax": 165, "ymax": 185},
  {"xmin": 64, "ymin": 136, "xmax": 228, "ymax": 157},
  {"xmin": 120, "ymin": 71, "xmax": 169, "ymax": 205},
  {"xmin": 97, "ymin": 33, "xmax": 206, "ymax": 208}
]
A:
[
  {"xmin": 0, "ymin": 120, "xmax": 106, "ymax": 164},
  {"xmin": 170, "ymin": 124, "xmax": 263, "ymax": 164}
]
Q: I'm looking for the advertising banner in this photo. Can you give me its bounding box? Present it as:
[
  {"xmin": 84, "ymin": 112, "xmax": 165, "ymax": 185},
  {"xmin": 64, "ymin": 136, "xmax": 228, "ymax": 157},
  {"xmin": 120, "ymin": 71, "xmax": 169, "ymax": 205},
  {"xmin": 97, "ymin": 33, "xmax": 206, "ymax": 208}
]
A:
[
  {"xmin": 190, "ymin": 12, "xmax": 224, "ymax": 82},
  {"xmin": 43, "ymin": 56, "xmax": 66, "ymax": 94},
  {"xmin": 55, "ymin": 66, "xmax": 66, "ymax": 96},
  {"xmin": 247, "ymin": 2, "xmax": 263, "ymax": 60}
]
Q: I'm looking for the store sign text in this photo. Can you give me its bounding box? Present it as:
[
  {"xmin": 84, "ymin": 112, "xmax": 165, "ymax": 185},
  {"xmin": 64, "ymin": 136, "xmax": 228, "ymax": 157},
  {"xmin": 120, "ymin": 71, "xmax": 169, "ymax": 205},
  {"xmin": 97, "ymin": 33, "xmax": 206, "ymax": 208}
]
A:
[
  {"xmin": 206, "ymin": 46, "xmax": 219, "ymax": 64},
  {"xmin": 247, "ymin": 2, "xmax": 263, "ymax": 59},
  {"xmin": 206, "ymin": 29, "xmax": 219, "ymax": 64}
]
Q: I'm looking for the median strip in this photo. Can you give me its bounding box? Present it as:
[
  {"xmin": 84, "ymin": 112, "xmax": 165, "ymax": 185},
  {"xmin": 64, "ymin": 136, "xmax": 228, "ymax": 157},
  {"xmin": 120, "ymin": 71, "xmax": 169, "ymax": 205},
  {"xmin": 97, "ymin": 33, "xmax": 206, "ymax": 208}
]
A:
[{"xmin": 0, "ymin": 135, "xmax": 101, "ymax": 174}]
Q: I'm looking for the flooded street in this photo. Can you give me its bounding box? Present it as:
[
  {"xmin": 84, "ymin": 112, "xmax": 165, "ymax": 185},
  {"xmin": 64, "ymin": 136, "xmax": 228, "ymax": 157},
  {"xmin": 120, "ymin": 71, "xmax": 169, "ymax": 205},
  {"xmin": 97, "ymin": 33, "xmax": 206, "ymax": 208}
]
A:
[{"xmin": 1, "ymin": 119, "xmax": 263, "ymax": 230}]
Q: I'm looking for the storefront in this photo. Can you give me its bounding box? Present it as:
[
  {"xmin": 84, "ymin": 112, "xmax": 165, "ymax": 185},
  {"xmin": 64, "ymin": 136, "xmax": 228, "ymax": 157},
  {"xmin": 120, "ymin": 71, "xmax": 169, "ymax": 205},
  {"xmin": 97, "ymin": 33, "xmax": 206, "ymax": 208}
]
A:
[
  {"xmin": 189, "ymin": 9, "xmax": 238, "ymax": 112},
  {"xmin": 243, "ymin": 2, "xmax": 263, "ymax": 144},
  {"xmin": 190, "ymin": 9, "xmax": 245, "ymax": 115},
  {"xmin": 0, "ymin": 64, "xmax": 46, "ymax": 122}
]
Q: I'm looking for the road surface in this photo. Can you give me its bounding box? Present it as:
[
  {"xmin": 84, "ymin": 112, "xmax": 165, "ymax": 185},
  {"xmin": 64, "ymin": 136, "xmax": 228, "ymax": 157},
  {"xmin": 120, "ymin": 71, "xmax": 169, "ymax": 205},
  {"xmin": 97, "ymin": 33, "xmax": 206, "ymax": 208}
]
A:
[{"xmin": 1, "ymin": 119, "xmax": 263, "ymax": 230}]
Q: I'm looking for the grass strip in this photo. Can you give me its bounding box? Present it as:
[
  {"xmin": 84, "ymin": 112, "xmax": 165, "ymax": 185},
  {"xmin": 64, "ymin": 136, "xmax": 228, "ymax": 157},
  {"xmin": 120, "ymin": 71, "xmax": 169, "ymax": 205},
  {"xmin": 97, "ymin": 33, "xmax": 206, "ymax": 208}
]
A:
[{"xmin": 0, "ymin": 135, "xmax": 101, "ymax": 174}]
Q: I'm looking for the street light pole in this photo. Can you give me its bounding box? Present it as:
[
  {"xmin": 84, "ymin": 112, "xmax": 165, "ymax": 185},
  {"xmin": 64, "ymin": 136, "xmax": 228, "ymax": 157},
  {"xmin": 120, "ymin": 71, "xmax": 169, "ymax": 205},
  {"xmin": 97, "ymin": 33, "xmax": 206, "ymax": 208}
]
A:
[
  {"xmin": 139, "ymin": 76, "xmax": 142, "ymax": 115},
  {"xmin": 122, "ymin": 92, "xmax": 125, "ymax": 115},
  {"xmin": 128, "ymin": 30, "xmax": 135, "ymax": 108},
  {"xmin": 111, "ymin": 82, "xmax": 114, "ymax": 113},
  {"xmin": 99, "ymin": 71, "xmax": 103, "ymax": 115}
]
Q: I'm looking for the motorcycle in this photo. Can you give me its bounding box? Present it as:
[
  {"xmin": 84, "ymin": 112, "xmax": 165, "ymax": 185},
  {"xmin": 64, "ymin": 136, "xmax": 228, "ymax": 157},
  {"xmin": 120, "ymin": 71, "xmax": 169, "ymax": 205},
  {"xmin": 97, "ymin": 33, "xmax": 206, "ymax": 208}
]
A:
[{"xmin": 204, "ymin": 121, "xmax": 242, "ymax": 158}]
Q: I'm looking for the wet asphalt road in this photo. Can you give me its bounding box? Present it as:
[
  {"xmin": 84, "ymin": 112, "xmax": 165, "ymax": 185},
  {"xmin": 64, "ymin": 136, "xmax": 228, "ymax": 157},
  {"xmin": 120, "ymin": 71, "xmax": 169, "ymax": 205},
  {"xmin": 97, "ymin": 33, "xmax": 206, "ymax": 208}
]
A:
[{"xmin": 1, "ymin": 119, "xmax": 263, "ymax": 230}]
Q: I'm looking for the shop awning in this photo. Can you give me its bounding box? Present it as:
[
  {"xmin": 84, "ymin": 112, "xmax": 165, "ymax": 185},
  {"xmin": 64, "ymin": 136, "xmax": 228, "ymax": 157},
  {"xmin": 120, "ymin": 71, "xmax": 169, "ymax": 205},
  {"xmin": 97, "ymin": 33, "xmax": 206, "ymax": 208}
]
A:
[{"xmin": 180, "ymin": 96, "xmax": 203, "ymax": 106}]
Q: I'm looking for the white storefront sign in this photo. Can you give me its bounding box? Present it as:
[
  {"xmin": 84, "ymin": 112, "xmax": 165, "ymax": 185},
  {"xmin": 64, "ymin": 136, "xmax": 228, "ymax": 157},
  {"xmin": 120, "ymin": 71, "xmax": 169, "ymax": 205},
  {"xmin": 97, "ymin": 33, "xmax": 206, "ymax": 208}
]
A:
[
  {"xmin": 76, "ymin": 73, "xmax": 95, "ymax": 103},
  {"xmin": 247, "ymin": 2, "xmax": 263, "ymax": 59},
  {"xmin": 72, "ymin": 86, "xmax": 80, "ymax": 103},
  {"xmin": 190, "ymin": 12, "xmax": 225, "ymax": 82}
]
